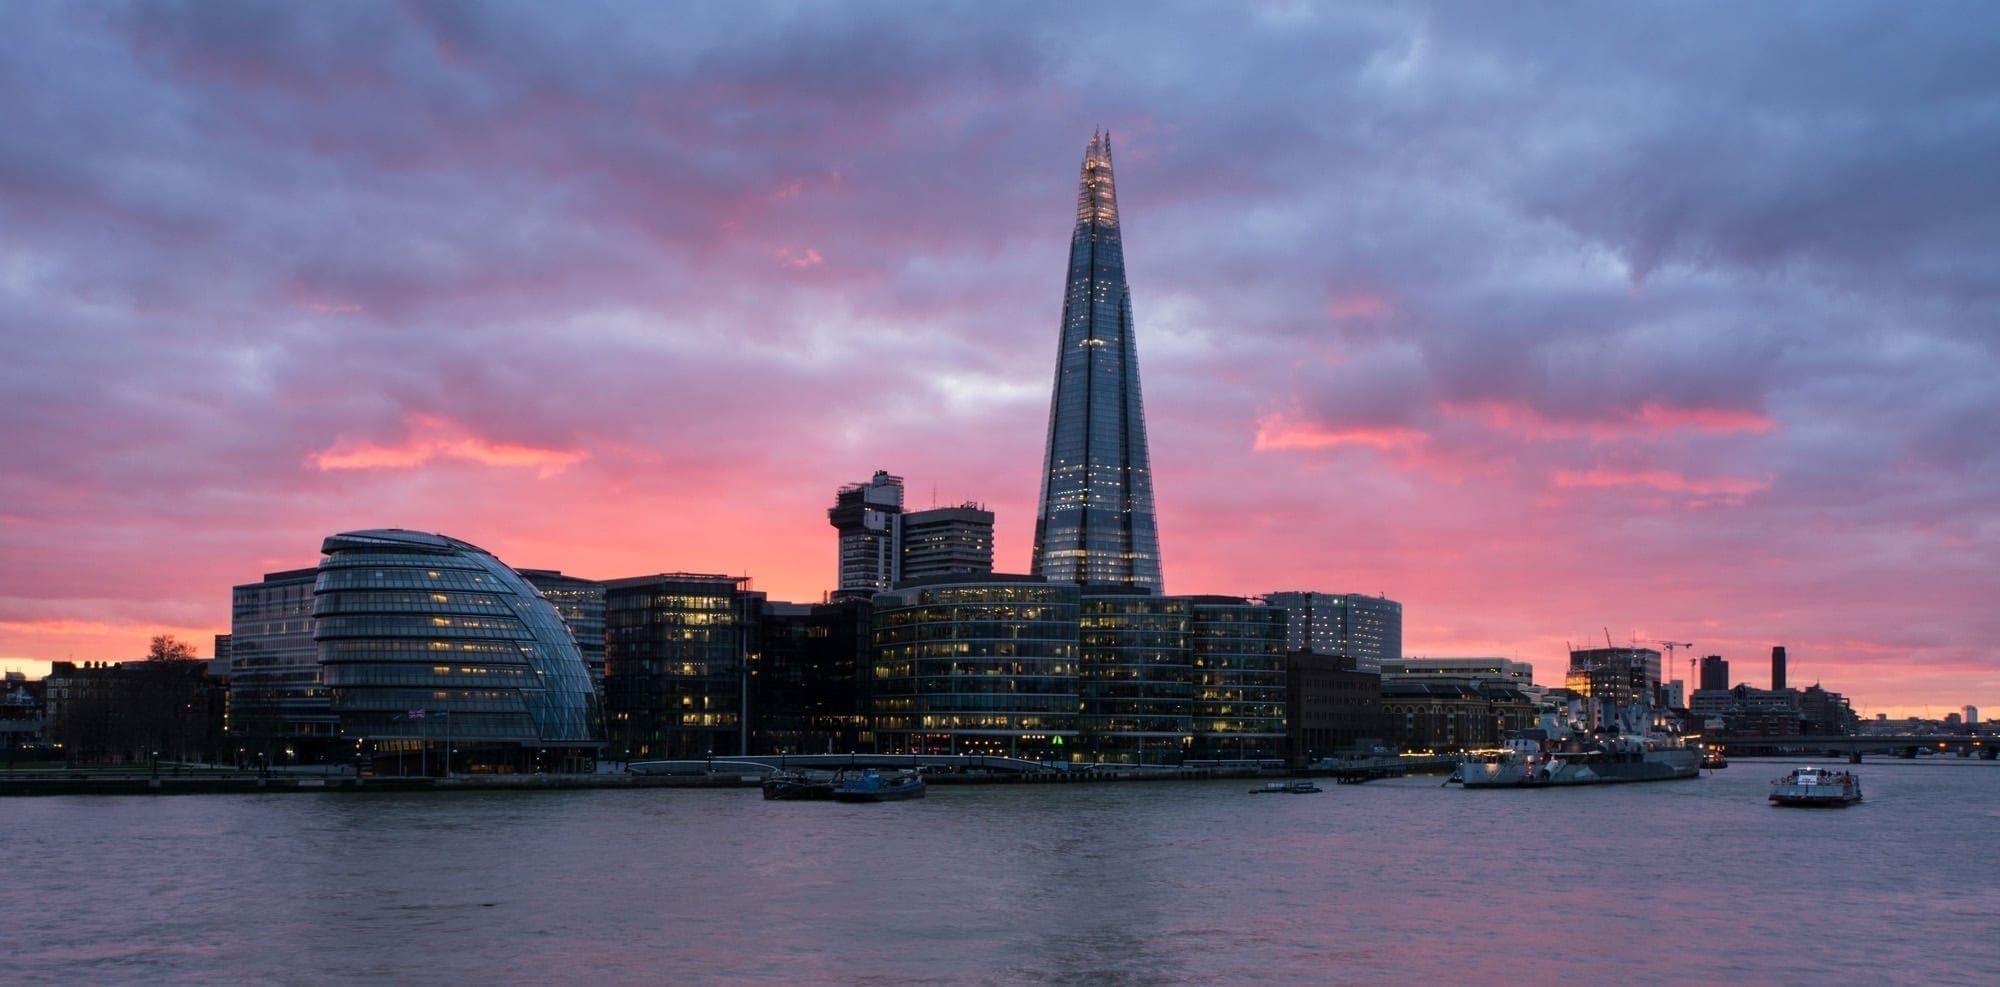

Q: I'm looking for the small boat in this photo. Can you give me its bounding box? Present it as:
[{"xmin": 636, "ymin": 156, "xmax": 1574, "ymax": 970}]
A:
[
  {"xmin": 832, "ymin": 768, "xmax": 926, "ymax": 802},
  {"xmin": 1769, "ymin": 766, "xmax": 1862, "ymax": 807},
  {"xmin": 762, "ymin": 770, "xmax": 836, "ymax": 801},
  {"xmin": 1249, "ymin": 780, "xmax": 1322, "ymax": 794},
  {"xmin": 1700, "ymin": 745, "xmax": 1727, "ymax": 769}
]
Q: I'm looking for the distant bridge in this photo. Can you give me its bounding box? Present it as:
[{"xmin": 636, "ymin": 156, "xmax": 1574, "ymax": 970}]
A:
[{"xmin": 1710, "ymin": 734, "xmax": 1995, "ymax": 759}]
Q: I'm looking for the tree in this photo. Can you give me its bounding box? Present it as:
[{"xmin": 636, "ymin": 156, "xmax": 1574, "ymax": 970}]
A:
[{"xmin": 147, "ymin": 634, "xmax": 198, "ymax": 663}]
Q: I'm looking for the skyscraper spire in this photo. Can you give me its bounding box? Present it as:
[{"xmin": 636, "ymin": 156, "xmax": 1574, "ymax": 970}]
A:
[
  {"xmin": 1031, "ymin": 132, "xmax": 1164, "ymax": 592},
  {"xmin": 1076, "ymin": 129, "xmax": 1119, "ymax": 229}
]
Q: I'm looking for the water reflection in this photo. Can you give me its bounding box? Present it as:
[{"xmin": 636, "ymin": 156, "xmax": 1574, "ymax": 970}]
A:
[{"xmin": 6, "ymin": 762, "xmax": 1999, "ymax": 983}]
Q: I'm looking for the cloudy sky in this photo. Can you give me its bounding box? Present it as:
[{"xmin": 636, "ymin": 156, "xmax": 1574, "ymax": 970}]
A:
[{"xmin": 3, "ymin": 2, "xmax": 1995, "ymax": 716}]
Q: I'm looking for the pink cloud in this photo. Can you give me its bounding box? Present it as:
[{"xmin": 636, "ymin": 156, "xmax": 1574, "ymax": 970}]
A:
[
  {"xmin": 778, "ymin": 247, "xmax": 825, "ymax": 270},
  {"xmin": 307, "ymin": 414, "xmax": 586, "ymax": 478},
  {"xmin": 1252, "ymin": 414, "xmax": 1426, "ymax": 452},
  {"xmin": 1447, "ymin": 400, "xmax": 1776, "ymax": 441},
  {"xmin": 1326, "ymin": 292, "xmax": 1389, "ymax": 319},
  {"xmin": 1550, "ymin": 466, "xmax": 1770, "ymax": 497},
  {"xmin": 1633, "ymin": 402, "xmax": 1776, "ymax": 434}
]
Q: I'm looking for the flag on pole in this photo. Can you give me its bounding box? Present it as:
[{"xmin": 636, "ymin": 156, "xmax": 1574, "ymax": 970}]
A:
[{"xmin": 407, "ymin": 709, "xmax": 426, "ymax": 719}]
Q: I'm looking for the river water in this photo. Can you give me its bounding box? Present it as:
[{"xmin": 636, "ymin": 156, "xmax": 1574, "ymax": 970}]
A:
[{"xmin": 8, "ymin": 758, "xmax": 1998, "ymax": 984}]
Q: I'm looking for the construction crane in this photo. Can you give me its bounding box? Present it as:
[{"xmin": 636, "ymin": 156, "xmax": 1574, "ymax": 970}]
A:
[{"xmin": 1661, "ymin": 641, "xmax": 1695, "ymax": 687}]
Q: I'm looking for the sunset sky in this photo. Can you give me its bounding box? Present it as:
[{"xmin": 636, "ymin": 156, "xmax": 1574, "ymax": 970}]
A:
[{"xmin": 3, "ymin": 3, "xmax": 1995, "ymax": 717}]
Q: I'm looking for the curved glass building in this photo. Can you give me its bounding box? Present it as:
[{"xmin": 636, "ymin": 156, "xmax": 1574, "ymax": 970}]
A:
[{"xmin": 313, "ymin": 529, "xmax": 600, "ymax": 773}]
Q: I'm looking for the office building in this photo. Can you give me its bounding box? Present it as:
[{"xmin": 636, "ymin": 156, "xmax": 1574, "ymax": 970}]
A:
[
  {"xmin": 1379, "ymin": 680, "xmax": 1538, "ymax": 752},
  {"xmin": 603, "ymin": 573, "xmax": 763, "ymax": 760},
  {"xmin": 1285, "ymin": 652, "xmax": 1384, "ymax": 762},
  {"xmin": 1800, "ymin": 684, "xmax": 1859, "ymax": 736},
  {"xmin": 1261, "ymin": 592, "xmax": 1403, "ymax": 674},
  {"xmin": 870, "ymin": 575, "xmax": 1080, "ymax": 759},
  {"xmin": 313, "ymin": 530, "xmax": 601, "ymax": 773},
  {"xmin": 42, "ymin": 658, "xmax": 227, "ymax": 764},
  {"xmin": 1187, "ymin": 596, "xmax": 1289, "ymax": 761},
  {"xmin": 900, "ymin": 503, "xmax": 995, "ymax": 582},
  {"xmin": 229, "ymin": 566, "xmax": 337, "ymax": 763},
  {"xmin": 1380, "ymin": 657, "xmax": 1534, "ymax": 690},
  {"xmin": 829, "ymin": 470, "xmax": 905, "ymax": 598},
  {"xmin": 1699, "ymin": 654, "xmax": 1730, "ymax": 692},
  {"xmin": 1, "ymin": 672, "xmax": 43, "ymax": 750},
  {"xmin": 1031, "ymin": 132, "xmax": 1164, "ymax": 592},
  {"xmin": 1078, "ymin": 591, "xmax": 1192, "ymax": 763},
  {"xmin": 1771, "ymin": 645, "xmax": 1788, "ymax": 691},
  {"xmin": 1566, "ymin": 646, "xmax": 1663, "ymax": 728},
  {"xmin": 1698, "ymin": 684, "xmax": 1804, "ymax": 737},
  {"xmin": 753, "ymin": 597, "xmax": 873, "ymax": 755}
]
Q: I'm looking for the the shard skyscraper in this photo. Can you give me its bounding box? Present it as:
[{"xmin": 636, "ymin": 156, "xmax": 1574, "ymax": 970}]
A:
[{"xmin": 1031, "ymin": 132, "xmax": 1164, "ymax": 593}]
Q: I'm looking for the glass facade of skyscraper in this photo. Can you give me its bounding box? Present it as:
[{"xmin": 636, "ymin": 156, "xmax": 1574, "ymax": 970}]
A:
[{"xmin": 1032, "ymin": 132, "xmax": 1164, "ymax": 592}]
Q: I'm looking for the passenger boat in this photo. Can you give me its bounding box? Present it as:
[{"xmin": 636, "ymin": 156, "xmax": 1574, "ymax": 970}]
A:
[
  {"xmin": 1700, "ymin": 746, "xmax": 1728, "ymax": 770},
  {"xmin": 832, "ymin": 768, "xmax": 926, "ymax": 802},
  {"xmin": 1768, "ymin": 766, "xmax": 1862, "ymax": 807},
  {"xmin": 1249, "ymin": 780, "xmax": 1322, "ymax": 794}
]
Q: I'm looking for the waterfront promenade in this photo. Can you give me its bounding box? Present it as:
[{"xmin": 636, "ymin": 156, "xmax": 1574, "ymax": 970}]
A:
[{"xmin": 0, "ymin": 754, "xmax": 1443, "ymax": 796}]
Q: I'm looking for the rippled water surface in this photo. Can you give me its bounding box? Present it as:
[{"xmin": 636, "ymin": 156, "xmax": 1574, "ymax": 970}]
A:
[{"xmin": 9, "ymin": 759, "xmax": 2000, "ymax": 984}]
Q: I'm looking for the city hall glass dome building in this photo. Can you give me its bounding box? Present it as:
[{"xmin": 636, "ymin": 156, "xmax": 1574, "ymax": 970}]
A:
[{"xmin": 313, "ymin": 529, "xmax": 601, "ymax": 773}]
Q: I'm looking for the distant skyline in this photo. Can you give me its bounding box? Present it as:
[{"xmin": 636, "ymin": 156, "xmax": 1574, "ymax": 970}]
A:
[{"xmin": 2, "ymin": 4, "xmax": 1996, "ymax": 717}]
